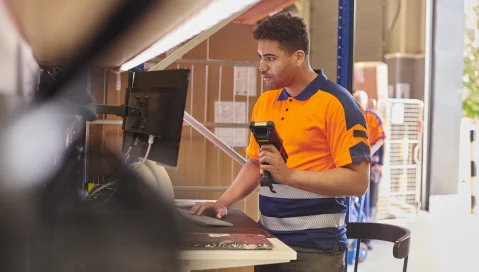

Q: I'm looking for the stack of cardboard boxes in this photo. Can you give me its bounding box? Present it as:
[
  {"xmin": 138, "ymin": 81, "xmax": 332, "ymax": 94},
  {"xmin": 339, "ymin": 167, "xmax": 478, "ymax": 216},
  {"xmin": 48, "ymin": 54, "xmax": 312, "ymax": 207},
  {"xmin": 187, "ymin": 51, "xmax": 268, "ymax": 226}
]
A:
[{"xmin": 353, "ymin": 61, "xmax": 389, "ymax": 101}]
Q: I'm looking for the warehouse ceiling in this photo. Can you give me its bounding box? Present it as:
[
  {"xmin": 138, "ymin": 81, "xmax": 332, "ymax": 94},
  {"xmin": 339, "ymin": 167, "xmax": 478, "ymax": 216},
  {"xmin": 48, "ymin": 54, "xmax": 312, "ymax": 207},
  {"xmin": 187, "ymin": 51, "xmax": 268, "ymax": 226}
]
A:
[
  {"xmin": 5, "ymin": 0, "xmax": 232, "ymax": 68},
  {"xmin": 234, "ymin": 0, "xmax": 297, "ymax": 24},
  {"xmin": 5, "ymin": 0, "xmax": 297, "ymax": 69}
]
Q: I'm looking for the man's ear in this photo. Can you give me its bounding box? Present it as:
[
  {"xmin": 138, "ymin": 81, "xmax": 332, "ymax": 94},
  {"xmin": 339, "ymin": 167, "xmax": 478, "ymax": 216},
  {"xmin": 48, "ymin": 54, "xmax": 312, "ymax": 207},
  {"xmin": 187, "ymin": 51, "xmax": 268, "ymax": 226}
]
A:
[{"xmin": 295, "ymin": 50, "xmax": 306, "ymax": 67}]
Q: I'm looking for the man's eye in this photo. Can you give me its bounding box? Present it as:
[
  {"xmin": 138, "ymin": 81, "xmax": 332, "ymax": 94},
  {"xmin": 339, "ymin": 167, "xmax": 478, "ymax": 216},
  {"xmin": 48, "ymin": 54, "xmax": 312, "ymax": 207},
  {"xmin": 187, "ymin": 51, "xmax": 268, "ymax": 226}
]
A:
[{"xmin": 267, "ymin": 57, "xmax": 274, "ymax": 61}]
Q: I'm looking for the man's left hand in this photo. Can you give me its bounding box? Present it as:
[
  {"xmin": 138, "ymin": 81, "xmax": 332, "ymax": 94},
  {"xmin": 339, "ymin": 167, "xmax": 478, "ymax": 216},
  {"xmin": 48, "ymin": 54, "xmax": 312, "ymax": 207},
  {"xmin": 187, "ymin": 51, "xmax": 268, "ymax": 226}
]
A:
[{"xmin": 258, "ymin": 144, "xmax": 292, "ymax": 184}]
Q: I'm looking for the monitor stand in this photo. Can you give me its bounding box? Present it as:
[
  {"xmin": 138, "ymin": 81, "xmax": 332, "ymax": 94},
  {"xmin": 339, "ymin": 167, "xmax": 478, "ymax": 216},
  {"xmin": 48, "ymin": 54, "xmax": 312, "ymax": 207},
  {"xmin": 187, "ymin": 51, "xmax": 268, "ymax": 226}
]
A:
[{"xmin": 131, "ymin": 159, "xmax": 175, "ymax": 203}]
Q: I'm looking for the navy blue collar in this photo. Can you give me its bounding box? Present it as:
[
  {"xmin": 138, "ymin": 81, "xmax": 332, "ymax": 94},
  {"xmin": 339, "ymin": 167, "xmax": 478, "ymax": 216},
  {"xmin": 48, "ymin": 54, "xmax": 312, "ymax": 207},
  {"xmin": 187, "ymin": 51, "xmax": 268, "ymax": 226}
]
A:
[{"xmin": 277, "ymin": 69, "xmax": 327, "ymax": 101}]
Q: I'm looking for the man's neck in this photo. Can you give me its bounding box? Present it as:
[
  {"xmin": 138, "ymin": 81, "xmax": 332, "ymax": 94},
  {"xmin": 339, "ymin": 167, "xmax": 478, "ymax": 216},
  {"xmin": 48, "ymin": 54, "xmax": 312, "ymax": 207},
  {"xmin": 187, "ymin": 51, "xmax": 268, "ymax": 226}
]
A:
[{"xmin": 284, "ymin": 68, "xmax": 318, "ymax": 97}]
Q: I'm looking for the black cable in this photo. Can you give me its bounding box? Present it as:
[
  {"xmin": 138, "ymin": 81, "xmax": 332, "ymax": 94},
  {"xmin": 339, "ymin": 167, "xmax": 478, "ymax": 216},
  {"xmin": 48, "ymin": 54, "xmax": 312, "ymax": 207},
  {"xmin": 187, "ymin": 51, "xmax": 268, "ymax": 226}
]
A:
[{"xmin": 86, "ymin": 133, "xmax": 139, "ymax": 201}]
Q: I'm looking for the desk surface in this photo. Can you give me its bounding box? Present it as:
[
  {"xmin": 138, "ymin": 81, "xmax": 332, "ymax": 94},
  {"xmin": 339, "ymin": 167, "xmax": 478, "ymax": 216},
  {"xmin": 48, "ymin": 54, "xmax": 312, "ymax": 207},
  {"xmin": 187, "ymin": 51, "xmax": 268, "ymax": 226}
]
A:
[{"xmin": 176, "ymin": 199, "xmax": 297, "ymax": 272}]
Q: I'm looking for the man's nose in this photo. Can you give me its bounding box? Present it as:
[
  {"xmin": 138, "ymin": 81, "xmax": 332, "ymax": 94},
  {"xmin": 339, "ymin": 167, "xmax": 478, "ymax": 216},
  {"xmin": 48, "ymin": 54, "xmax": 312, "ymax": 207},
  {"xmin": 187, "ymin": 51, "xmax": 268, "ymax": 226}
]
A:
[{"xmin": 259, "ymin": 60, "xmax": 268, "ymax": 73}]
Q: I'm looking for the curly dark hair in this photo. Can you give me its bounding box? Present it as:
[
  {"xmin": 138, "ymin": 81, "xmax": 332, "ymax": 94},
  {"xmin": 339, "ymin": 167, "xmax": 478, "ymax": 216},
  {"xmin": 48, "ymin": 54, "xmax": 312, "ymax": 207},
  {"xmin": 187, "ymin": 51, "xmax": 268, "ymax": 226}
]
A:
[{"xmin": 253, "ymin": 12, "xmax": 309, "ymax": 55}]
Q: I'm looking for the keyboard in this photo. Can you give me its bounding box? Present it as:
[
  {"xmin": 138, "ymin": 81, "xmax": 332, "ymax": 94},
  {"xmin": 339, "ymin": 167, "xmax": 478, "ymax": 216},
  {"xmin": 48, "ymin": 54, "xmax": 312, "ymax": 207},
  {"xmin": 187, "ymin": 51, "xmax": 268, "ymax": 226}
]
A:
[
  {"xmin": 177, "ymin": 208, "xmax": 233, "ymax": 227},
  {"xmin": 175, "ymin": 200, "xmax": 197, "ymax": 208}
]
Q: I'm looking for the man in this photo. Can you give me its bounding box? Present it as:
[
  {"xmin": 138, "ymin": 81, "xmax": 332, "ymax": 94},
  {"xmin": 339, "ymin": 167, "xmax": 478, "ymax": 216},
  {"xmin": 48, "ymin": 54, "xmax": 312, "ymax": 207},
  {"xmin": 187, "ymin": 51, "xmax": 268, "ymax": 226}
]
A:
[
  {"xmin": 190, "ymin": 13, "xmax": 371, "ymax": 272},
  {"xmin": 353, "ymin": 91, "xmax": 386, "ymax": 225},
  {"xmin": 367, "ymin": 97, "xmax": 377, "ymax": 113}
]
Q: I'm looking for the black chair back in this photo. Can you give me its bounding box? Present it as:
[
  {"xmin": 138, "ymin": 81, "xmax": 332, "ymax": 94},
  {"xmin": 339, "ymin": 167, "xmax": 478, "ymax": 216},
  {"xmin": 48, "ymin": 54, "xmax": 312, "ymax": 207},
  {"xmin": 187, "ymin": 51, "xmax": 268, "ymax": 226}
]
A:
[{"xmin": 346, "ymin": 222, "xmax": 411, "ymax": 272}]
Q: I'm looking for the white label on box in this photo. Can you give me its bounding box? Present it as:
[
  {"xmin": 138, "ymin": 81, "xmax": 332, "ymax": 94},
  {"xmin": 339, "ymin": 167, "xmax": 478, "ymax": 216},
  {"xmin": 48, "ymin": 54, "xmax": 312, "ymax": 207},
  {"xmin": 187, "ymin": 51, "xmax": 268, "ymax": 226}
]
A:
[
  {"xmin": 214, "ymin": 101, "xmax": 247, "ymax": 124},
  {"xmin": 391, "ymin": 103, "xmax": 405, "ymax": 124},
  {"xmin": 214, "ymin": 101, "xmax": 248, "ymax": 147},
  {"xmin": 234, "ymin": 66, "xmax": 257, "ymax": 96},
  {"xmin": 214, "ymin": 128, "xmax": 248, "ymax": 147},
  {"xmin": 115, "ymin": 72, "xmax": 121, "ymax": 91},
  {"xmin": 209, "ymin": 234, "xmax": 230, "ymax": 237},
  {"xmin": 395, "ymin": 83, "xmax": 410, "ymax": 99},
  {"xmin": 376, "ymin": 64, "xmax": 389, "ymax": 99}
]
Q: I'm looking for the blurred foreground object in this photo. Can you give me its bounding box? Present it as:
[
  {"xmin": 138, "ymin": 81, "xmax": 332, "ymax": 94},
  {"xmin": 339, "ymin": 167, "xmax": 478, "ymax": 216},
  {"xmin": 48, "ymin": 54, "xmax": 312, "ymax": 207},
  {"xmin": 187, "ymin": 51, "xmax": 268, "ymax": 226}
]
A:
[
  {"xmin": 0, "ymin": 146, "xmax": 182, "ymax": 272},
  {"xmin": 6, "ymin": 0, "xmax": 259, "ymax": 69},
  {"xmin": 0, "ymin": 0, "xmax": 184, "ymax": 271}
]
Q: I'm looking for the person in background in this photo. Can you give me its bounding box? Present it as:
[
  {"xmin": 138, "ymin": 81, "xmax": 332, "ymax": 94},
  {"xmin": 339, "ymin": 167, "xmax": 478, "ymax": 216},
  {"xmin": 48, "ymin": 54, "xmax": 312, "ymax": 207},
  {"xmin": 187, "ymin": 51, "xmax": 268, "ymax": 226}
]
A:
[
  {"xmin": 353, "ymin": 91, "xmax": 386, "ymax": 249},
  {"xmin": 367, "ymin": 97, "xmax": 377, "ymax": 113}
]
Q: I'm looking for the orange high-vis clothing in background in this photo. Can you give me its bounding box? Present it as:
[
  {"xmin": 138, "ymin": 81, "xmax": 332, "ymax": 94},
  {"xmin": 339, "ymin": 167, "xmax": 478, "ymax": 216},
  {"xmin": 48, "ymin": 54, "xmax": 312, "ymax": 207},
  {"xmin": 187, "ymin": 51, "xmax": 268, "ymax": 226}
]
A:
[{"xmin": 365, "ymin": 109, "xmax": 386, "ymax": 145}]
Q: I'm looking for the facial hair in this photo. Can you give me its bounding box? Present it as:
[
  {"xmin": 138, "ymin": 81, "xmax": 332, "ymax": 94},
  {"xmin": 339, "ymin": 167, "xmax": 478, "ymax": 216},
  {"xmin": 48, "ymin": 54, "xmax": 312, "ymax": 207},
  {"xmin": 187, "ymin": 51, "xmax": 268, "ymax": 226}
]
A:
[{"xmin": 261, "ymin": 71, "xmax": 276, "ymax": 90}]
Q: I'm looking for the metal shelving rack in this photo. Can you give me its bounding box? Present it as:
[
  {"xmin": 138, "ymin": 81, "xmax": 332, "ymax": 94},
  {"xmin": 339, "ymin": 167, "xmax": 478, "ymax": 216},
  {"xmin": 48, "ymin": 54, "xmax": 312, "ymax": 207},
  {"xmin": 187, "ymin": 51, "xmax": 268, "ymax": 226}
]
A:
[{"xmin": 336, "ymin": 0, "xmax": 363, "ymax": 269}]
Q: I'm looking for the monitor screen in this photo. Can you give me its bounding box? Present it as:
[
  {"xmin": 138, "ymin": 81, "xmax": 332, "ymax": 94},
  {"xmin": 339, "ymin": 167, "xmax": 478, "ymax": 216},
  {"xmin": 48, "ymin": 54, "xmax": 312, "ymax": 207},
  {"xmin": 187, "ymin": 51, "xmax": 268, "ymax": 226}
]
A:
[{"xmin": 121, "ymin": 68, "xmax": 190, "ymax": 168}]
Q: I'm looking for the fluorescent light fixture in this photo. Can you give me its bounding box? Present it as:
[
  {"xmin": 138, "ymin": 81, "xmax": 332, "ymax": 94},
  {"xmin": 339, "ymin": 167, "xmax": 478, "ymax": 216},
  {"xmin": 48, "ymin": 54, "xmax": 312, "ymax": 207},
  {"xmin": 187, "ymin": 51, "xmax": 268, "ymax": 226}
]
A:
[{"xmin": 120, "ymin": 0, "xmax": 259, "ymax": 71}]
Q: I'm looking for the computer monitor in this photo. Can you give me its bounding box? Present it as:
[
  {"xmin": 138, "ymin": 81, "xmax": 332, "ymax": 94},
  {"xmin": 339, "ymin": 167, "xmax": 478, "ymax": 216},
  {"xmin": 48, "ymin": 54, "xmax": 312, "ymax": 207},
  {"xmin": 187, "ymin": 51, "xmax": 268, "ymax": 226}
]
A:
[{"xmin": 121, "ymin": 68, "xmax": 190, "ymax": 168}]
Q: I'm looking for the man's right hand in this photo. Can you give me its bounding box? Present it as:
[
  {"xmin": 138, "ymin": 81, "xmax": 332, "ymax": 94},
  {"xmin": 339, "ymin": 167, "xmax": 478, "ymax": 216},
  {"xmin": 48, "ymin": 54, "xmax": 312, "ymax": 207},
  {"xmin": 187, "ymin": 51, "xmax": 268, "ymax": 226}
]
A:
[
  {"xmin": 189, "ymin": 202, "xmax": 228, "ymax": 219},
  {"xmin": 187, "ymin": 159, "xmax": 261, "ymax": 220}
]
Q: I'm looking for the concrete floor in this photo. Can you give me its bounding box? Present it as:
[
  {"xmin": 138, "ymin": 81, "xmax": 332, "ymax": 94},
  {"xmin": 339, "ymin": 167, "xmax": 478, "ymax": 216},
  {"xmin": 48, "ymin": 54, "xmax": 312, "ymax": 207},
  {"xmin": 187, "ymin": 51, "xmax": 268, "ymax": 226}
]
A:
[{"xmin": 346, "ymin": 212, "xmax": 479, "ymax": 272}]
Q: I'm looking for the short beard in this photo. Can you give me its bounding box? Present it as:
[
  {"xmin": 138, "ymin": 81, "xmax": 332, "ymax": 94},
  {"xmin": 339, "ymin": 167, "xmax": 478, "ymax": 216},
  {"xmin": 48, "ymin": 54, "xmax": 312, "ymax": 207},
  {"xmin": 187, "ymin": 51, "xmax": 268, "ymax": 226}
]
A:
[{"xmin": 265, "ymin": 81, "xmax": 276, "ymax": 90}]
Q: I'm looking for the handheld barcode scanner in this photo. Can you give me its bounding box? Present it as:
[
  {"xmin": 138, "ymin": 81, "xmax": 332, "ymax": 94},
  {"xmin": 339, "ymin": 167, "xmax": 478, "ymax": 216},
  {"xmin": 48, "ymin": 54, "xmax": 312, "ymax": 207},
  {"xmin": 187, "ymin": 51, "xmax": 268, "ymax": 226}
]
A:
[{"xmin": 249, "ymin": 121, "xmax": 288, "ymax": 193}]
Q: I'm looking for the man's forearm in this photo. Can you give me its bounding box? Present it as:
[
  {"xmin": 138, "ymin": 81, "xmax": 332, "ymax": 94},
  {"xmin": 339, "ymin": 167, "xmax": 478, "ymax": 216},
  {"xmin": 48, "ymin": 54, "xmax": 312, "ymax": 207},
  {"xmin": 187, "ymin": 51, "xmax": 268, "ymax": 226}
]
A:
[
  {"xmin": 216, "ymin": 158, "xmax": 261, "ymax": 208},
  {"xmin": 285, "ymin": 161, "xmax": 369, "ymax": 197}
]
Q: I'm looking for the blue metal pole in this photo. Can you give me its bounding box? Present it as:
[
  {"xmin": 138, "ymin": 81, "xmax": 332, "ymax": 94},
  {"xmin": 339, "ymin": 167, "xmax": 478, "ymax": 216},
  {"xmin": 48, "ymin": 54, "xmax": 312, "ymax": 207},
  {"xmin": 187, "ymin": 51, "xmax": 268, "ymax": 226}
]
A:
[
  {"xmin": 336, "ymin": 0, "xmax": 355, "ymax": 92},
  {"xmin": 336, "ymin": 0, "xmax": 356, "ymax": 270}
]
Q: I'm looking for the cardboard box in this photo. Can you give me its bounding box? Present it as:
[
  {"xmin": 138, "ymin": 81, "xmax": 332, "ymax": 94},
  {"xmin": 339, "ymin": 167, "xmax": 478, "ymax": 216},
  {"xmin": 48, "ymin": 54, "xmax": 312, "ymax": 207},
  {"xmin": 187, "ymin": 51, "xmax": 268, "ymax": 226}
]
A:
[
  {"xmin": 384, "ymin": 53, "xmax": 425, "ymax": 100},
  {"xmin": 354, "ymin": 62, "xmax": 389, "ymax": 100}
]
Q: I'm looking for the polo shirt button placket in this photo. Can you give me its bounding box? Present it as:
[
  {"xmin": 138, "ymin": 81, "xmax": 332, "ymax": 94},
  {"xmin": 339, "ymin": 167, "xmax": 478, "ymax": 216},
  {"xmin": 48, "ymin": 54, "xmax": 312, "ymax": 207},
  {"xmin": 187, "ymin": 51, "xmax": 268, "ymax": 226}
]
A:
[
  {"xmin": 282, "ymin": 107, "xmax": 288, "ymax": 121},
  {"xmin": 284, "ymin": 98, "xmax": 292, "ymax": 121}
]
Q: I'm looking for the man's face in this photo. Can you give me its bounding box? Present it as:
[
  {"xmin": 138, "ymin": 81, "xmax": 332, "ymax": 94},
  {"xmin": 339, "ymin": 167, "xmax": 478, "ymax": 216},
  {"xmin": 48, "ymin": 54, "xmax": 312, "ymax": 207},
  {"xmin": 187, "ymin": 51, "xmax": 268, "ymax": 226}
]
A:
[{"xmin": 257, "ymin": 40, "xmax": 296, "ymax": 90}]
